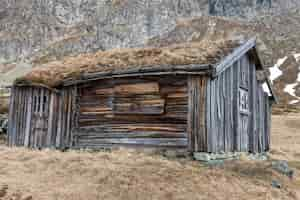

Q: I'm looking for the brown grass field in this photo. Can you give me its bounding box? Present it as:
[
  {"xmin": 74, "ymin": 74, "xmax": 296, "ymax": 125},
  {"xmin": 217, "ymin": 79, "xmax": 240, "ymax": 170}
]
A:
[{"xmin": 0, "ymin": 114, "xmax": 299, "ymax": 200}]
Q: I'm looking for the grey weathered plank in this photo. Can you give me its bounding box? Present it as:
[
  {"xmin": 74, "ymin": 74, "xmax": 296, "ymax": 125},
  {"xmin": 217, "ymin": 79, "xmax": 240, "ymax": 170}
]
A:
[
  {"xmin": 24, "ymin": 88, "xmax": 33, "ymax": 147},
  {"xmin": 46, "ymin": 92, "xmax": 55, "ymax": 147},
  {"xmin": 56, "ymin": 90, "xmax": 63, "ymax": 148},
  {"xmin": 7, "ymin": 87, "xmax": 15, "ymax": 146},
  {"xmin": 77, "ymin": 138, "xmax": 188, "ymax": 147},
  {"xmin": 206, "ymin": 78, "xmax": 212, "ymax": 152}
]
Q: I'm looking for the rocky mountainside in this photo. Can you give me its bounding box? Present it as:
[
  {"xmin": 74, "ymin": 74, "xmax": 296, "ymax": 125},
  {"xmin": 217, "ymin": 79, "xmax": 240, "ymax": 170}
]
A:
[{"xmin": 0, "ymin": 0, "xmax": 300, "ymax": 108}]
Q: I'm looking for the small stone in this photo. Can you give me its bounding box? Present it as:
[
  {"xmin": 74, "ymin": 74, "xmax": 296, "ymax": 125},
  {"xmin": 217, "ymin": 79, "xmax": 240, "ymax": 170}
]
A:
[
  {"xmin": 271, "ymin": 180, "xmax": 281, "ymax": 189},
  {"xmin": 205, "ymin": 160, "xmax": 225, "ymax": 168},
  {"xmin": 193, "ymin": 152, "xmax": 211, "ymax": 162},
  {"xmin": 272, "ymin": 160, "xmax": 294, "ymax": 178}
]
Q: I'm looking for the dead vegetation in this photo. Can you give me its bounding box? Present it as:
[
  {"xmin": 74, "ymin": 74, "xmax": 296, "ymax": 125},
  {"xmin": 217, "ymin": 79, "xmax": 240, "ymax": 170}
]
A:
[
  {"xmin": 0, "ymin": 113, "xmax": 299, "ymax": 200},
  {"xmin": 15, "ymin": 39, "xmax": 239, "ymax": 87},
  {"xmin": 0, "ymin": 147, "xmax": 298, "ymax": 200}
]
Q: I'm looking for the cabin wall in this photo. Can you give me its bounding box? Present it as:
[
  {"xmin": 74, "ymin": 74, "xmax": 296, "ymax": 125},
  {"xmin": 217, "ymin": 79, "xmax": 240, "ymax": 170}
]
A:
[
  {"xmin": 206, "ymin": 53, "xmax": 271, "ymax": 153},
  {"xmin": 8, "ymin": 86, "xmax": 75, "ymax": 149},
  {"xmin": 72, "ymin": 76, "xmax": 188, "ymax": 149}
]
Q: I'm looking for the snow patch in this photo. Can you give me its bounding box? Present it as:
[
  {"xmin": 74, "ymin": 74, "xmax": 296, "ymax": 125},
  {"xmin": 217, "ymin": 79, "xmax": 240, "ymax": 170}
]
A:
[
  {"xmin": 262, "ymin": 82, "xmax": 272, "ymax": 96},
  {"xmin": 269, "ymin": 56, "xmax": 287, "ymax": 83},
  {"xmin": 294, "ymin": 53, "xmax": 300, "ymax": 62},
  {"xmin": 283, "ymin": 72, "xmax": 300, "ymax": 104},
  {"xmin": 284, "ymin": 83, "xmax": 298, "ymax": 98},
  {"xmin": 289, "ymin": 100, "xmax": 299, "ymax": 105}
]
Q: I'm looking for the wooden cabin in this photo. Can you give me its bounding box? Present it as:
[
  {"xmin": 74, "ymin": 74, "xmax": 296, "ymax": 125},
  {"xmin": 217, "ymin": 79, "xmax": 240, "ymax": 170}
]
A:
[{"xmin": 8, "ymin": 38, "xmax": 275, "ymax": 153}]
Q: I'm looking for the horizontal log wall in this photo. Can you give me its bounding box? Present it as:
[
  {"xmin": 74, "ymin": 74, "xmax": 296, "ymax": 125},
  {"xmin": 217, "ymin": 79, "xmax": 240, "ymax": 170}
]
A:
[{"xmin": 73, "ymin": 76, "xmax": 188, "ymax": 149}]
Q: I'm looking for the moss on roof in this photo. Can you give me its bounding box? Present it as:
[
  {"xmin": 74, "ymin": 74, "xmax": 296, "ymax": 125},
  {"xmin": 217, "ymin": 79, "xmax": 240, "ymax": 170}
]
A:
[{"xmin": 15, "ymin": 39, "xmax": 240, "ymax": 88}]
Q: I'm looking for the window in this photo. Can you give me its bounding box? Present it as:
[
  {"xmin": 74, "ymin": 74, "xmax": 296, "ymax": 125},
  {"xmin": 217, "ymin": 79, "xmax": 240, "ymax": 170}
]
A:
[
  {"xmin": 239, "ymin": 88, "xmax": 249, "ymax": 114},
  {"xmin": 33, "ymin": 89, "xmax": 48, "ymax": 114}
]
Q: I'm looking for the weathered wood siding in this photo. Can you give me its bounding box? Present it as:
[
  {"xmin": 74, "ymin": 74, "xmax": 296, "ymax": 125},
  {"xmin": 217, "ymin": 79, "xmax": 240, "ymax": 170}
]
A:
[
  {"xmin": 187, "ymin": 76, "xmax": 207, "ymax": 152},
  {"xmin": 73, "ymin": 76, "xmax": 188, "ymax": 149},
  {"xmin": 206, "ymin": 53, "xmax": 271, "ymax": 153},
  {"xmin": 8, "ymin": 86, "xmax": 75, "ymax": 149}
]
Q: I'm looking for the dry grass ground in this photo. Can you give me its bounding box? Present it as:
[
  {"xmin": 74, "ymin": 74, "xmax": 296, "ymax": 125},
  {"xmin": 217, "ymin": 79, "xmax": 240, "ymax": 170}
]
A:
[{"xmin": 0, "ymin": 114, "xmax": 299, "ymax": 200}]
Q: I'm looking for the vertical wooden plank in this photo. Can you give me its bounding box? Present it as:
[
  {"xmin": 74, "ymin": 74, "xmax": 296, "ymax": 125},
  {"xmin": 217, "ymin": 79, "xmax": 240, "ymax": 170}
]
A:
[
  {"xmin": 66, "ymin": 88, "xmax": 73, "ymax": 148},
  {"xmin": 188, "ymin": 77, "xmax": 193, "ymax": 151},
  {"xmin": 253, "ymin": 64, "xmax": 258, "ymax": 153},
  {"xmin": 257, "ymin": 86, "xmax": 261, "ymax": 152},
  {"xmin": 62, "ymin": 89, "xmax": 68, "ymax": 149},
  {"xmin": 24, "ymin": 88, "xmax": 33, "ymax": 147},
  {"xmin": 217, "ymin": 74, "xmax": 224, "ymax": 152},
  {"xmin": 18, "ymin": 89, "xmax": 24, "ymax": 146},
  {"xmin": 56, "ymin": 90, "xmax": 63, "ymax": 148},
  {"xmin": 248, "ymin": 61, "xmax": 254, "ymax": 152},
  {"xmin": 210, "ymin": 78, "xmax": 217, "ymax": 153},
  {"xmin": 70, "ymin": 86, "xmax": 77, "ymax": 147},
  {"xmin": 46, "ymin": 92, "xmax": 55, "ymax": 147},
  {"xmin": 8, "ymin": 87, "xmax": 15, "ymax": 146},
  {"xmin": 262, "ymin": 88, "xmax": 266, "ymax": 152},
  {"xmin": 51, "ymin": 93, "xmax": 59, "ymax": 146},
  {"xmin": 265, "ymin": 95, "xmax": 270, "ymax": 151},
  {"xmin": 224, "ymin": 69, "xmax": 231, "ymax": 152},
  {"xmin": 33, "ymin": 89, "xmax": 38, "ymax": 148},
  {"xmin": 14, "ymin": 88, "xmax": 19, "ymax": 145},
  {"xmin": 233, "ymin": 60, "xmax": 240, "ymax": 151},
  {"xmin": 188, "ymin": 76, "xmax": 207, "ymax": 152},
  {"xmin": 229, "ymin": 66, "xmax": 234, "ymax": 151},
  {"xmin": 16, "ymin": 88, "xmax": 23, "ymax": 146},
  {"xmin": 21, "ymin": 89, "xmax": 27, "ymax": 146},
  {"xmin": 200, "ymin": 77, "xmax": 207, "ymax": 151},
  {"xmin": 244, "ymin": 56, "xmax": 250, "ymax": 151},
  {"xmin": 206, "ymin": 78, "xmax": 212, "ymax": 152}
]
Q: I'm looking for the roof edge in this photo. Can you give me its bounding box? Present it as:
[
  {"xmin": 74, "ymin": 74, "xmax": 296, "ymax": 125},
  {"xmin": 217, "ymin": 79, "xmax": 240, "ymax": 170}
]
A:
[
  {"xmin": 62, "ymin": 64, "xmax": 213, "ymax": 86},
  {"xmin": 213, "ymin": 37, "xmax": 258, "ymax": 77}
]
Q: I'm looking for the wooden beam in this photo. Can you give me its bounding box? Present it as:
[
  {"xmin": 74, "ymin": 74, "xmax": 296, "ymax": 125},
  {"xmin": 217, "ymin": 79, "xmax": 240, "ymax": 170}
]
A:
[
  {"xmin": 214, "ymin": 38, "xmax": 256, "ymax": 77},
  {"xmin": 63, "ymin": 64, "xmax": 213, "ymax": 86}
]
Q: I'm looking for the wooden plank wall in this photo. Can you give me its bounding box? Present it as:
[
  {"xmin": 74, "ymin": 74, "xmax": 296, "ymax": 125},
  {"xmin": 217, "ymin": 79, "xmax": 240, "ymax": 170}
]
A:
[
  {"xmin": 206, "ymin": 54, "xmax": 271, "ymax": 153},
  {"xmin": 206, "ymin": 62, "xmax": 236, "ymax": 153},
  {"xmin": 73, "ymin": 76, "xmax": 188, "ymax": 149},
  {"xmin": 8, "ymin": 86, "xmax": 75, "ymax": 149},
  {"xmin": 8, "ymin": 87, "xmax": 31, "ymax": 146},
  {"xmin": 187, "ymin": 76, "xmax": 207, "ymax": 152},
  {"xmin": 55, "ymin": 87, "xmax": 75, "ymax": 149}
]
